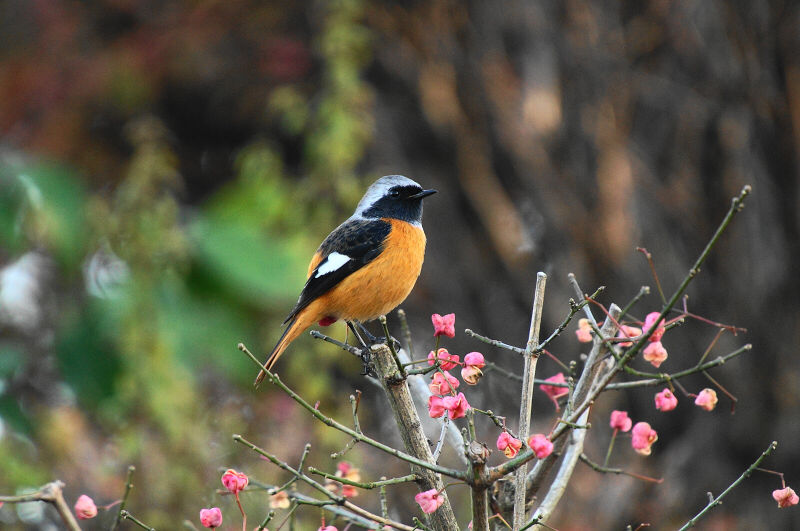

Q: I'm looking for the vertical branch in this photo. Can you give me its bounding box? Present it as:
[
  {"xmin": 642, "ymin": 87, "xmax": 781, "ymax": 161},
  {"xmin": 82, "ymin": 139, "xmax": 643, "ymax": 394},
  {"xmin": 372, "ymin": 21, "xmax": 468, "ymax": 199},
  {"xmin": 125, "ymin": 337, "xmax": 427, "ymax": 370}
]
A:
[
  {"xmin": 468, "ymin": 441, "xmax": 491, "ymax": 531},
  {"xmin": 527, "ymin": 409, "xmax": 590, "ymax": 525},
  {"xmin": 370, "ymin": 344, "xmax": 460, "ymax": 530},
  {"xmin": 513, "ymin": 272, "xmax": 547, "ymax": 528}
]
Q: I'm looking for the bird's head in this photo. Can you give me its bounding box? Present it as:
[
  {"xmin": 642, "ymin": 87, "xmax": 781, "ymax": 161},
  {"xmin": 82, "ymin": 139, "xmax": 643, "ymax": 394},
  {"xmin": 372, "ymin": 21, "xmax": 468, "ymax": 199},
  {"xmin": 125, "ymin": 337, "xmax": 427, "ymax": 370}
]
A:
[{"xmin": 353, "ymin": 175, "xmax": 437, "ymax": 225}]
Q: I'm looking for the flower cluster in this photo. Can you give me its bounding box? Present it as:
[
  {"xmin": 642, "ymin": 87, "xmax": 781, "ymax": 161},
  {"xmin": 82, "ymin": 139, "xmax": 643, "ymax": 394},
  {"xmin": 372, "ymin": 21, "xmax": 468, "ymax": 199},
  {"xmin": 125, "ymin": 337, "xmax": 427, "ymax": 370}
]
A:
[{"xmin": 426, "ymin": 313, "xmax": 482, "ymax": 420}]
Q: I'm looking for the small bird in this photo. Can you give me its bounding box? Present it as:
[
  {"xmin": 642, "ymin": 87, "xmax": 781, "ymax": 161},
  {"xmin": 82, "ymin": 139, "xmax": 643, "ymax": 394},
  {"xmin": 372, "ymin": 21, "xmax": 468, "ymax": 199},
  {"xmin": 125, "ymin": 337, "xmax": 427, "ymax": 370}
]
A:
[{"xmin": 255, "ymin": 175, "xmax": 436, "ymax": 384}]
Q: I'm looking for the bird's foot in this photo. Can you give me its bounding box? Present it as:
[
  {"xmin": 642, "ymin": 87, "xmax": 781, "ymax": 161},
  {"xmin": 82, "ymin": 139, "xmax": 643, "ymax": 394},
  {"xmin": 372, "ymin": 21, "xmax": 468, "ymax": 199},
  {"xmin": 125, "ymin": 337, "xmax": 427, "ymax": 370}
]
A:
[{"xmin": 359, "ymin": 348, "xmax": 377, "ymax": 377}]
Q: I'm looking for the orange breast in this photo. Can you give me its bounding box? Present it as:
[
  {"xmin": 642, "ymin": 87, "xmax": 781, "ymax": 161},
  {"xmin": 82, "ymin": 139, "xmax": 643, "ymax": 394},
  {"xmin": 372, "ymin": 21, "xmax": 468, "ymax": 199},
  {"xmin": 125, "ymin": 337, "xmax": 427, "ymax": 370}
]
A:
[{"xmin": 315, "ymin": 219, "xmax": 427, "ymax": 322}]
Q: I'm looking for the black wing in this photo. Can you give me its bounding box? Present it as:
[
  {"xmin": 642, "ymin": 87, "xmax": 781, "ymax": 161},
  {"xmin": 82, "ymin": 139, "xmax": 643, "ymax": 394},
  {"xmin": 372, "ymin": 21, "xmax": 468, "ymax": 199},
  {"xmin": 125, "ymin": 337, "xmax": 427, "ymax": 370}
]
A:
[{"xmin": 283, "ymin": 218, "xmax": 391, "ymax": 324}]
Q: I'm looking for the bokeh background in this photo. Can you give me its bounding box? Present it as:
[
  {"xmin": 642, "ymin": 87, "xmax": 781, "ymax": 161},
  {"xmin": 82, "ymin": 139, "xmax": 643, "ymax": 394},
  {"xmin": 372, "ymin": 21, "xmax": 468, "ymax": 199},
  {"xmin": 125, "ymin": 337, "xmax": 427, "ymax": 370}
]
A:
[{"xmin": 1, "ymin": 0, "xmax": 798, "ymax": 529}]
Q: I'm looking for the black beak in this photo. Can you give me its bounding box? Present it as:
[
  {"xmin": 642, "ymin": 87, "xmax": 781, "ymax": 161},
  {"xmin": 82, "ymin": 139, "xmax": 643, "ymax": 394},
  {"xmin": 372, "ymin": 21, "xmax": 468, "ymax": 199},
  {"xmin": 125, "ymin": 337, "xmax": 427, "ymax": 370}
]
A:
[{"xmin": 409, "ymin": 189, "xmax": 437, "ymax": 199}]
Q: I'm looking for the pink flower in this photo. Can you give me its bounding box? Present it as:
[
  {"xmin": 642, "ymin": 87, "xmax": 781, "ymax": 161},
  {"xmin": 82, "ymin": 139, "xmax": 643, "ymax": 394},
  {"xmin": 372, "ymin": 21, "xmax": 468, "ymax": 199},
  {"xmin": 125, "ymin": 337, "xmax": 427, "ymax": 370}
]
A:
[
  {"xmin": 643, "ymin": 312, "xmax": 665, "ymax": 342},
  {"xmin": 540, "ymin": 373, "xmax": 569, "ymax": 410},
  {"xmin": 654, "ymin": 389, "xmax": 678, "ymax": 412},
  {"xmin": 414, "ymin": 488, "xmax": 444, "ymax": 514},
  {"xmin": 427, "ymin": 348, "xmax": 460, "ymax": 371},
  {"xmin": 695, "ymin": 388, "xmax": 718, "ymax": 411},
  {"xmin": 428, "ymin": 395, "xmax": 447, "ymax": 418},
  {"xmin": 643, "ymin": 341, "xmax": 668, "ymax": 368},
  {"xmin": 318, "ymin": 526, "xmax": 338, "ymax": 531},
  {"xmin": 617, "ymin": 325, "xmax": 642, "ymax": 347},
  {"xmin": 575, "ymin": 318, "xmax": 593, "ymax": 343},
  {"xmin": 609, "ymin": 410, "xmax": 632, "ymax": 432},
  {"xmin": 461, "ymin": 352, "xmax": 485, "ymax": 385},
  {"xmin": 431, "ymin": 313, "xmax": 456, "ymax": 337},
  {"xmin": 74, "ymin": 495, "xmax": 97, "ymax": 520},
  {"xmin": 631, "ymin": 422, "xmax": 658, "ymax": 456},
  {"xmin": 429, "ymin": 371, "xmax": 460, "ymax": 394},
  {"xmin": 464, "ymin": 351, "xmax": 485, "ymax": 368},
  {"xmin": 773, "ymin": 486, "xmax": 799, "ymax": 508},
  {"xmin": 461, "ymin": 365, "xmax": 483, "ymax": 385},
  {"xmin": 496, "ymin": 432, "xmax": 523, "ymax": 458},
  {"xmin": 442, "ymin": 392, "xmax": 470, "ymax": 419},
  {"xmin": 200, "ymin": 507, "xmax": 223, "ymax": 528},
  {"xmin": 221, "ymin": 469, "xmax": 249, "ymax": 494},
  {"xmin": 527, "ymin": 434, "xmax": 554, "ymax": 459},
  {"xmin": 335, "ymin": 461, "xmax": 360, "ymax": 498}
]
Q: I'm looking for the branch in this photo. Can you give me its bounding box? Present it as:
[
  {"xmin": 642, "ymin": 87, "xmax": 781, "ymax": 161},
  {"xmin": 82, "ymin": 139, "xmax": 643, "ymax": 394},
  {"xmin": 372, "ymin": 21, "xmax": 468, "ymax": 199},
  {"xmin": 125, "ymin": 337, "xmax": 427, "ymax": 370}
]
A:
[
  {"xmin": 238, "ymin": 343, "xmax": 466, "ymax": 480},
  {"xmin": 307, "ymin": 468, "xmax": 418, "ymax": 489},
  {"xmin": 528, "ymin": 409, "xmax": 590, "ymax": 525},
  {"xmin": 369, "ymin": 343, "xmax": 462, "ymax": 530},
  {"xmin": 514, "ymin": 272, "xmax": 547, "ymax": 528},
  {"xmin": 678, "ymin": 441, "xmax": 777, "ymax": 530},
  {"xmin": 0, "ymin": 481, "xmax": 81, "ymax": 531},
  {"xmin": 233, "ymin": 435, "xmax": 419, "ymax": 531},
  {"xmin": 111, "ymin": 465, "xmax": 136, "ymax": 531}
]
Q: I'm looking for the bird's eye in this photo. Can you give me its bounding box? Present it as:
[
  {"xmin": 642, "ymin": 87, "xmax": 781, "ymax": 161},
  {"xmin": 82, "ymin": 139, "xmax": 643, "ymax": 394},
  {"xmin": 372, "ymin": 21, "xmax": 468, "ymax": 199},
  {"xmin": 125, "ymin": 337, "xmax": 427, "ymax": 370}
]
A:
[{"xmin": 390, "ymin": 190, "xmax": 401, "ymax": 198}]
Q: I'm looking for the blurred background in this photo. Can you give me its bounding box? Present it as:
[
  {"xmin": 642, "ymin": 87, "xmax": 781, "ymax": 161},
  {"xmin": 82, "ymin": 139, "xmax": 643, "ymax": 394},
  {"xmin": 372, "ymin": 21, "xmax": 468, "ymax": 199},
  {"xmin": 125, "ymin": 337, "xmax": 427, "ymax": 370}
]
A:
[{"xmin": 0, "ymin": 0, "xmax": 798, "ymax": 529}]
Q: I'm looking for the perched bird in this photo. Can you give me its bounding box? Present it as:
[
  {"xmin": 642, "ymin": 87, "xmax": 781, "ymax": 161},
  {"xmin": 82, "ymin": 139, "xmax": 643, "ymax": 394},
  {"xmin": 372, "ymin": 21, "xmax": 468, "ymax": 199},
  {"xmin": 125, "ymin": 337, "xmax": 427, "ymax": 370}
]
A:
[{"xmin": 255, "ymin": 175, "xmax": 436, "ymax": 384}]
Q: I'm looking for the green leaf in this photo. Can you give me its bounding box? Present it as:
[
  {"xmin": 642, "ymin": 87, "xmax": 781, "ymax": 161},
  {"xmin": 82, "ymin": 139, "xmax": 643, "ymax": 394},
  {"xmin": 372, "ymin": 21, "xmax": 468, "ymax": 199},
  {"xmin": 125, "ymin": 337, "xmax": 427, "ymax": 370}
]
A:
[
  {"xmin": 56, "ymin": 303, "xmax": 122, "ymax": 408},
  {"xmin": 189, "ymin": 216, "xmax": 304, "ymax": 306}
]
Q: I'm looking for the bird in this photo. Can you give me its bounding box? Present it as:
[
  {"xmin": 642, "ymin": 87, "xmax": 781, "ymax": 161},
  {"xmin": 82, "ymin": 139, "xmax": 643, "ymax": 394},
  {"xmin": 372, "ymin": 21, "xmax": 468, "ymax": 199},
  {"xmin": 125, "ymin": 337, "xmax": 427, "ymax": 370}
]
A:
[{"xmin": 255, "ymin": 175, "xmax": 437, "ymax": 384}]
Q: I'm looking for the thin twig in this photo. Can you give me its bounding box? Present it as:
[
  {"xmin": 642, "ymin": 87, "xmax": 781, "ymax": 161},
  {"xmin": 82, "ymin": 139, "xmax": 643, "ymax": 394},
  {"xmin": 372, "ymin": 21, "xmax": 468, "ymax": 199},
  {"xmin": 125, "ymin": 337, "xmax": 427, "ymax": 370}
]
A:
[
  {"xmin": 433, "ymin": 417, "xmax": 449, "ymax": 462},
  {"xmin": 606, "ymin": 344, "xmax": 751, "ymax": 390},
  {"xmin": 678, "ymin": 441, "xmax": 777, "ymax": 530},
  {"xmin": 111, "ymin": 465, "xmax": 136, "ymax": 531},
  {"xmin": 308, "ymin": 468, "xmax": 418, "ymax": 489},
  {"xmin": 238, "ymin": 343, "xmax": 467, "ymax": 480},
  {"xmin": 580, "ymin": 453, "xmax": 663, "ymax": 483},
  {"xmin": 397, "ymin": 309, "xmax": 414, "ymax": 359},
  {"xmin": 619, "ymin": 286, "xmax": 651, "ymax": 320},
  {"xmin": 538, "ymin": 285, "xmax": 604, "ymax": 352},
  {"xmin": 233, "ymin": 435, "xmax": 418, "ymax": 531},
  {"xmin": 309, "ymin": 330, "xmax": 364, "ymax": 357},
  {"xmin": 465, "ymin": 329, "xmax": 525, "ymax": 354},
  {"xmin": 121, "ymin": 510, "xmax": 156, "ymax": 530},
  {"xmin": 636, "ymin": 248, "xmax": 666, "ymax": 304}
]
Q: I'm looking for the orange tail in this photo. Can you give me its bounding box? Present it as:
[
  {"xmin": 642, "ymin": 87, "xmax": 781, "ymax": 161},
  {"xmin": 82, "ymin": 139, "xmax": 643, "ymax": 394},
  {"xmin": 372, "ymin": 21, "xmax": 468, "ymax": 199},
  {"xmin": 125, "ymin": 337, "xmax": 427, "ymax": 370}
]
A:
[{"xmin": 254, "ymin": 307, "xmax": 318, "ymax": 386}]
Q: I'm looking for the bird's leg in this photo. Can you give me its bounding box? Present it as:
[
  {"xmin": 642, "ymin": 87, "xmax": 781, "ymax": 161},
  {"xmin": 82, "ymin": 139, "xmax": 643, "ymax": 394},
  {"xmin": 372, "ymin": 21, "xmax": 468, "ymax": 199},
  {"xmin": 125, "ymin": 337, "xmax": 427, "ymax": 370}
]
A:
[
  {"xmin": 362, "ymin": 319, "xmax": 403, "ymax": 351},
  {"xmin": 347, "ymin": 321, "xmax": 375, "ymax": 375},
  {"xmin": 347, "ymin": 321, "xmax": 369, "ymax": 348},
  {"xmin": 355, "ymin": 321, "xmax": 381, "ymax": 344}
]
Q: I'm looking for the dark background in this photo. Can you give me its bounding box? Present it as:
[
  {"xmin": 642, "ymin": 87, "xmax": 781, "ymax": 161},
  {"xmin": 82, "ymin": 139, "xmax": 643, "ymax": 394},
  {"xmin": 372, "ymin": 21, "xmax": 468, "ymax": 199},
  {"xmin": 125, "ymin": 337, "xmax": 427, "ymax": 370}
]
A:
[{"xmin": 0, "ymin": 0, "xmax": 798, "ymax": 529}]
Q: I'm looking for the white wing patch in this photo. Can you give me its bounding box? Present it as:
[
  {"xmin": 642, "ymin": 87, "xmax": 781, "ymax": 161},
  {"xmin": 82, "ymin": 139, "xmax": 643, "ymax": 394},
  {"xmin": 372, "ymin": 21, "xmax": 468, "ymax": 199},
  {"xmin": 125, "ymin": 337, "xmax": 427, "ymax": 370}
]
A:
[{"xmin": 315, "ymin": 252, "xmax": 351, "ymax": 278}]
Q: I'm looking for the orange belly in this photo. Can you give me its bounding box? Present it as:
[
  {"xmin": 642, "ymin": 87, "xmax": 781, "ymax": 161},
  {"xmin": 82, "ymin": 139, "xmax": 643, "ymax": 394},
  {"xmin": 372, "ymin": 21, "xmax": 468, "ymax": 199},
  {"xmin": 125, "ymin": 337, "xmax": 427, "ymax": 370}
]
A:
[{"xmin": 313, "ymin": 219, "xmax": 426, "ymax": 322}]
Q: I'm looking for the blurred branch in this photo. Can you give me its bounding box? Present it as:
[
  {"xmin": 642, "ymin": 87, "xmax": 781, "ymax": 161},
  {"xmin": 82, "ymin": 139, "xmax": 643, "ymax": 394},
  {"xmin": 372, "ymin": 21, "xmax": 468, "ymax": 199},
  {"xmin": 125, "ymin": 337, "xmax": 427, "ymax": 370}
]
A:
[
  {"xmin": 111, "ymin": 465, "xmax": 136, "ymax": 531},
  {"xmin": 0, "ymin": 481, "xmax": 81, "ymax": 531}
]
